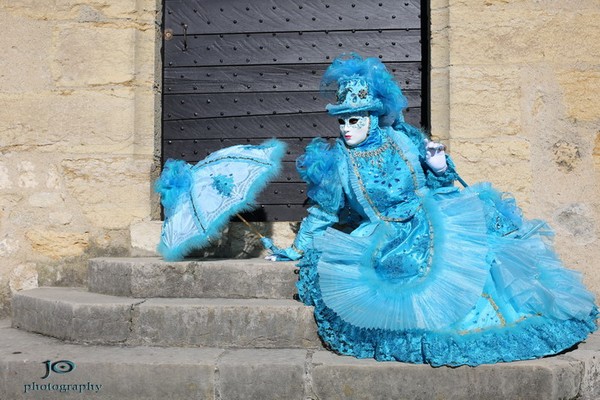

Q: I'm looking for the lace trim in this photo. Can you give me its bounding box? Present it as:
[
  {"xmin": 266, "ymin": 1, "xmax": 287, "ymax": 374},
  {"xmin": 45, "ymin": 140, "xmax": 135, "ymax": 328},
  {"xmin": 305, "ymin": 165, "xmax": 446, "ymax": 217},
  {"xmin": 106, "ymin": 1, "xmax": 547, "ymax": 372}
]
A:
[{"xmin": 348, "ymin": 140, "xmax": 391, "ymax": 158}]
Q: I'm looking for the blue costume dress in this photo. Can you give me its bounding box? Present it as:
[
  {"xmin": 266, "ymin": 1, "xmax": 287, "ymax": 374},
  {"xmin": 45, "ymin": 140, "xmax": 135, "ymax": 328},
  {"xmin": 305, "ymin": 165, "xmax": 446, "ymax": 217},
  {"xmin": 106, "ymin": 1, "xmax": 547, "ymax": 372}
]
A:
[{"xmin": 289, "ymin": 120, "xmax": 597, "ymax": 366}]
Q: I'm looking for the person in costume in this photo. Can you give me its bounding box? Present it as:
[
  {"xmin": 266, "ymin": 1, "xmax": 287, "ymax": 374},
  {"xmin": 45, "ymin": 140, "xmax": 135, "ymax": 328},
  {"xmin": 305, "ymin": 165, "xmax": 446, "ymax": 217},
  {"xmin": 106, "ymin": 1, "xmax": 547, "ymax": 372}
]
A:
[{"xmin": 264, "ymin": 54, "xmax": 598, "ymax": 366}]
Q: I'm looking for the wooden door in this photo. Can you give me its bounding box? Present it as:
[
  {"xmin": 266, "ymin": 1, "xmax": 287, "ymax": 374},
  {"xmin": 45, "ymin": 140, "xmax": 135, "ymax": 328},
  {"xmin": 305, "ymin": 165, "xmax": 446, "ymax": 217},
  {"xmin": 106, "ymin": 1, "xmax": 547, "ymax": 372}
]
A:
[{"xmin": 162, "ymin": 0, "xmax": 428, "ymax": 221}]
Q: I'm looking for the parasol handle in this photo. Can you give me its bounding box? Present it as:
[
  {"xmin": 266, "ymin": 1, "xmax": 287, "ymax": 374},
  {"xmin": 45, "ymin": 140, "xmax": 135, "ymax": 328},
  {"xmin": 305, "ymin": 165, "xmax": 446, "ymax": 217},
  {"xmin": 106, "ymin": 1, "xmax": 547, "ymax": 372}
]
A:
[{"xmin": 236, "ymin": 213, "xmax": 264, "ymax": 239}]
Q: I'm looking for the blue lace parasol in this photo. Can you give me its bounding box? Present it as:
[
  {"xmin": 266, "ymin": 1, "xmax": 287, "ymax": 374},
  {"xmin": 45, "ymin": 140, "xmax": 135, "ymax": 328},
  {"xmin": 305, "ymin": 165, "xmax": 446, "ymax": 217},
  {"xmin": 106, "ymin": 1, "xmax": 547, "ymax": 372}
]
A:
[{"xmin": 155, "ymin": 139, "xmax": 285, "ymax": 261}]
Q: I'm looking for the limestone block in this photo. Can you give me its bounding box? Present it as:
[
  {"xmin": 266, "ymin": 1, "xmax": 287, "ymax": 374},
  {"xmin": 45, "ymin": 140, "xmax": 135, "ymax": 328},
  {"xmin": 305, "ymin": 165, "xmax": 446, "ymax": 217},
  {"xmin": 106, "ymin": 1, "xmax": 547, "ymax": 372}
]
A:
[
  {"xmin": 45, "ymin": 164, "xmax": 63, "ymax": 189},
  {"xmin": 130, "ymin": 220, "xmax": 161, "ymax": 256},
  {"xmin": 48, "ymin": 211, "xmax": 73, "ymax": 225},
  {"xmin": 0, "ymin": 323, "xmax": 221, "ymax": 400},
  {"xmin": 17, "ymin": 161, "xmax": 38, "ymax": 188},
  {"xmin": 0, "ymin": 89, "xmax": 136, "ymax": 154},
  {"xmin": 449, "ymin": 8, "xmax": 600, "ymax": 65},
  {"xmin": 594, "ymin": 133, "xmax": 600, "ymax": 170},
  {"xmin": 430, "ymin": 67, "xmax": 450, "ymax": 140},
  {"xmin": 0, "ymin": 11, "xmax": 53, "ymax": 93},
  {"xmin": 25, "ymin": 229, "xmax": 89, "ymax": 259},
  {"xmin": 0, "ymin": 93, "xmax": 50, "ymax": 150},
  {"xmin": 12, "ymin": 287, "xmax": 138, "ymax": 343},
  {"xmin": 132, "ymin": 298, "xmax": 320, "ymax": 348},
  {"xmin": 448, "ymin": 66, "xmax": 522, "ymax": 138},
  {"xmin": 0, "ymin": 163, "xmax": 12, "ymax": 190},
  {"xmin": 312, "ymin": 351, "xmax": 583, "ymax": 400},
  {"xmin": 556, "ymin": 69, "xmax": 600, "ymax": 123},
  {"xmin": 133, "ymin": 28, "xmax": 159, "ymax": 86},
  {"xmin": 0, "ymin": 236, "xmax": 19, "ymax": 257},
  {"xmin": 61, "ymin": 157, "xmax": 151, "ymax": 229},
  {"xmin": 218, "ymin": 349, "xmax": 306, "ymax": 400},
  {"xmin": 450, "ymin": 139, "xmax": 532, "ymax": 205},
  {"xmin": 8, "ymin": 263, "xmax": 38, "ymax": 293},
  {"xmin": 28, "ymin": 192, "xmax": 64, "ymax": 208},
  {"xmin": 88, "ymin": 257, "xmax": 297, "ymax": 299},
  {"xmin": 52, "ymin": 89, "xmax": 136, "ymax": 153},
  {"xmin": 54, "ymin": 25, "xmax": 135, "ymax": 86},
  {"xmin": 55, "ymin": 0, "xmax": 139, "ymax": 18},
  {"xmin": 132, "ymin": 86, "xmax": 159, "ymax": 156}
]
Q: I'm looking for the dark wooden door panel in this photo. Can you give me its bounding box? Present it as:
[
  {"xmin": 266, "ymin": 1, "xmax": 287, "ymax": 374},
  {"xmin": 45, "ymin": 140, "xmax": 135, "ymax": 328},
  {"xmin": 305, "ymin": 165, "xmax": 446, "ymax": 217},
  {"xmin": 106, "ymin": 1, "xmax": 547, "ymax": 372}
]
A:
[
  {"xmin": 162, "ymin": 0, "xmax": 427, "ymax": 221},
  {"xmin": 164, "ymin": 63, "xmax": 422, "ymax": 94},
  {"xmin": 165, "ymin": 30, "xmax": 420, "ymax": 67},
  {"xmin": 163, "ymin": 90, "xmax": 421, "ymax": 120},
  {"xmin": 165, "ymin": 0, "xmax": 421, "ymax": 35}
]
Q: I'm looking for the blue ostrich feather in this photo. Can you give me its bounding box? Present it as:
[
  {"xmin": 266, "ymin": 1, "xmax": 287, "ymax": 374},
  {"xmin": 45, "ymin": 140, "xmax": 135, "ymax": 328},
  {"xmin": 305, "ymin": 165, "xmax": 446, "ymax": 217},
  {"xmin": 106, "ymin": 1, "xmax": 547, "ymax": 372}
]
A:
[
  {"xmin": 154, "ymin": 159, "xmax": 192, "ymax": 215},
  {"xmin": 296, "ymin": 138, "xmax": 343, "ymax": 213},
  {"xmin": 321, "ymin": 53, "xmax": 408, "ymax": 127}
]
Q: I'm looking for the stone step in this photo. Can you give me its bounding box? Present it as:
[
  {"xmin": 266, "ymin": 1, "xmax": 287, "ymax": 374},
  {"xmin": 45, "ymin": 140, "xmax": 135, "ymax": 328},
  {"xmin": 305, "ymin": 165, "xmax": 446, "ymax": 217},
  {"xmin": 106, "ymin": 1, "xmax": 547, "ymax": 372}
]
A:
[
  {"xmin": 88, "ymin": 257, "xmax": 298, "ymax": 299},
  {"xmin": 2, "ymin": 319, "xmax": 599, "ymax": 400},
  {"xmin": 11, "ymin": 287, "xmax": 320, "ymax": 349}
]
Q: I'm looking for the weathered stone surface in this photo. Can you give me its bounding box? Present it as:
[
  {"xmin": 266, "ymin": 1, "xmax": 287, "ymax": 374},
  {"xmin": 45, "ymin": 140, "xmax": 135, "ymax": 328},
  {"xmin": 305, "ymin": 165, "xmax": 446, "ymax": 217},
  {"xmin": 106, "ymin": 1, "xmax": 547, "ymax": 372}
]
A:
[
  {"xmin": 88, "ymin": 257, "xmax": 298, "ymax": 299},
  {"xmin": 312, "ymin": 351, "xmax": 582, "ymax": 400},
  {"xmin": 12, "ymin": 288, "xmax": 139, "ymax": 344},
  {"xmin": 449, "ymin": 8, "xmax": 600, "ymax": 65},
  {"xmin": 556, "ymin": 68, "xmax": 600, "ymax": 122},
  {"xmin": 448, "ymin": 66, "xmax": 522, "ymax": 138},
  {"xmin": 553, "ymin": 203, "xmax": 597, "ymax": 246},
  {"xmin": 17, "ymin": 160, "xmax": 38, "ymax": 188},
  {"xmin": 594, "ymin": 132, "xmax": 600, "ymax": 170},
  {"xmin": 61, "ymin": 157, "xmax": 152, "ymax": 229},
  {"xmin": 28, "ymin": 192, "xmax": 64, "ymax": 208},
  {"xmin": 563, "ymin": 350, "xmax": 600, "ymax": 400},
  {"xmin": 0, "ymin": 11, "xmax": 53, "ymax": 93},
  {"xmin": 218, "ymin": 349, "xmax": 306, "ymax": 400},
  {"xmin": 0, "ymin": 320, "xmax": 220, "ymax": 400},
  {"xmin": 25, "ymin": 229, "xmax": 90, "ymax": 259},
  {"xmin": 1, "ymin": 89, "xmax": 137, "ymax": 153},
  {"xmin": 8, "ymin": 263, "xmax": 38, "ymax": 294},
  {"xmin": 450, "ymin": 139, "xmax": 532, "ymax": 207},
  {"xmin": 54, "ymin": 25, "xmax": 135, "ymax": 86},
  {"xmin": 132, "ymin": 298, "xmax": 320, "ymax": 348},
  {"xmin": 3, "ymin": 319, "xmax": 600, "ymax": 400},
  {"xmin": 552, "ymin": 140, "xmax": 581, "ymax": 172},
  {"xmin": 0, "ymin": 162, "xmax": 12, "ymax": 189},
  {"xmin": 12, "ymin": 287, "xmax": 319, "ymax": 348},
  {"xmin": 2, "ymin": 2, "xmax": 155, "ymax": 25},
  {"xmin": 129, "ymin": 221, "xmax": 161, "ymax": 256}
]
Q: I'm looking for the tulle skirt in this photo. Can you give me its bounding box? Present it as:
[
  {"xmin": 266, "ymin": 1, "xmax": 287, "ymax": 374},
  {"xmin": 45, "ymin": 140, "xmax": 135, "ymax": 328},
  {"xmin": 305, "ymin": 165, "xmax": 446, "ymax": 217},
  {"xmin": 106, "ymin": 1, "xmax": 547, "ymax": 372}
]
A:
[{"xmin": 296, "ymin": 183, "xmax": 597, "ymax": 366}]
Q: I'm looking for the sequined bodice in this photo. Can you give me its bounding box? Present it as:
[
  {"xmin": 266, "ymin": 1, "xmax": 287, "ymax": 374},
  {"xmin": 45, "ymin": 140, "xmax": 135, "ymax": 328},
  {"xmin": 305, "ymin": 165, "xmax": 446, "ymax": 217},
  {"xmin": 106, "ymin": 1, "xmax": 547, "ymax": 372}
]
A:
[{"xmin": 347, "ymin": 137, "xmax": 423, "ymax": 222}]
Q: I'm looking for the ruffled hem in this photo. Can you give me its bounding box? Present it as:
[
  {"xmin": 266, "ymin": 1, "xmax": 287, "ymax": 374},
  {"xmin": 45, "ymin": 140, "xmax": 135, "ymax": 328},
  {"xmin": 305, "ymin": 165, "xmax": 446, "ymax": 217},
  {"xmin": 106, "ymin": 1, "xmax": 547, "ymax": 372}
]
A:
[
  {"xmin": 298, "ymin": 250, "xmax": 598, "ymax": 366},
  {"xmin": 315, "ymin": 299, "xmax": 597, "ymax": 366}
]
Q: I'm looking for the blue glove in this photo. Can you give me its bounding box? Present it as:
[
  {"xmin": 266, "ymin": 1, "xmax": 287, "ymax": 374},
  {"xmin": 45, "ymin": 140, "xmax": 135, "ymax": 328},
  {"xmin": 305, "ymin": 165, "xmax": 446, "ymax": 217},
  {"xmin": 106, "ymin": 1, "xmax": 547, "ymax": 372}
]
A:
[{"xmin": 261, "ymin": 237, "xmax": 303, "ymax": 262}]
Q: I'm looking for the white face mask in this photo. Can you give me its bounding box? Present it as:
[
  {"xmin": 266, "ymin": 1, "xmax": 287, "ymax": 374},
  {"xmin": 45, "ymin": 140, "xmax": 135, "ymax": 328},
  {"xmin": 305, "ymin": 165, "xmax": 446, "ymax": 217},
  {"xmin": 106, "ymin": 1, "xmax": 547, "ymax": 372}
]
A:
[{"xmin": 338, "ymin": 114, "xmax": 370, "ymax": 147}]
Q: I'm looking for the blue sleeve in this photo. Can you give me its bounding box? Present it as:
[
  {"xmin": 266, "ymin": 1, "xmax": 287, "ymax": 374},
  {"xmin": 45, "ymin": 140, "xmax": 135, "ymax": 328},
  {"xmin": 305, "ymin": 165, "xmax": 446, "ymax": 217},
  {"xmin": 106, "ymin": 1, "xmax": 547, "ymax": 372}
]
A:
[
  {"xmin": 392, "ymin": 121, "xmax": 459, "ymax": 189},
  {"xmin": 292, "ymin": 138, "xmax": 345, "ymax": 253},
  {"xmin": 291, "ymin": 204, "xmax": 340, "ymax": 255}
]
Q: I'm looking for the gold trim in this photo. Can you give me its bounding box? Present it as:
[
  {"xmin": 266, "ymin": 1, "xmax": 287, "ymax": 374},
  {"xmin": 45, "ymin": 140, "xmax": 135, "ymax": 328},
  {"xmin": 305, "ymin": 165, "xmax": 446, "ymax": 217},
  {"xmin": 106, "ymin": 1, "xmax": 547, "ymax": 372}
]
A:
[
  {"xmin": 482, "ymin": 293, "xmax": 507, "ymax": 327},
  {"xmin": 349, "ymin": 140, "xmax": 391, "ymax": 158}
]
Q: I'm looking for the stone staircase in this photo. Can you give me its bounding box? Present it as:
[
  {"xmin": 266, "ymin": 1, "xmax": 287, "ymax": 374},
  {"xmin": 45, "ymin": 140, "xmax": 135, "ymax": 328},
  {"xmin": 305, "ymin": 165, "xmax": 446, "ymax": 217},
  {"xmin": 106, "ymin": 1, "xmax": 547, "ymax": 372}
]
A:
[{"xmin": 2, "ymin": 257, "xmax": 600, "ymax": 399}]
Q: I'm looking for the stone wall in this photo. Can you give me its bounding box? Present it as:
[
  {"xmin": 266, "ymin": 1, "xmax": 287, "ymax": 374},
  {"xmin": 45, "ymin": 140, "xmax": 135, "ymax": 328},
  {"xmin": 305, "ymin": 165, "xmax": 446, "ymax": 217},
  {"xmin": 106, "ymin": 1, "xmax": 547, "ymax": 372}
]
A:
[
  {"xmin": 1, "ymin": 0, "xmax": 599, "ymax": 317},
  {"xmin": 0, "ymin": 0, "xmax": 161, "ymax": 317}
]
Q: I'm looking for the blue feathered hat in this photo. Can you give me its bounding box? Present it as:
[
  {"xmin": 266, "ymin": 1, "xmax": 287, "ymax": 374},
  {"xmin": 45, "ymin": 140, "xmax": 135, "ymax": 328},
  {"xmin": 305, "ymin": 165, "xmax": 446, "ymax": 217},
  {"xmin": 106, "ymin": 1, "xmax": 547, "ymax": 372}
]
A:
[{"xmin": 321, "ymin": 53, "xmax": 408, "ymax": 126}]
